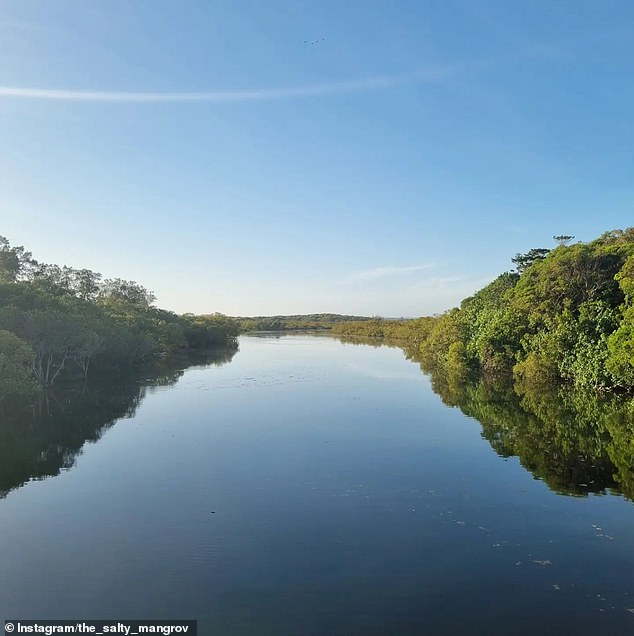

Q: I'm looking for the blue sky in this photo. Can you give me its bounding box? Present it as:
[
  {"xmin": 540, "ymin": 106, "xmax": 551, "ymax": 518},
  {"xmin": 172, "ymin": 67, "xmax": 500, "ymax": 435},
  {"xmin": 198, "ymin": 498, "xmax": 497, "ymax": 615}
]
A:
[{"xmin": 1, "ymin": 1, "xmax": 633, "ymax": 316}]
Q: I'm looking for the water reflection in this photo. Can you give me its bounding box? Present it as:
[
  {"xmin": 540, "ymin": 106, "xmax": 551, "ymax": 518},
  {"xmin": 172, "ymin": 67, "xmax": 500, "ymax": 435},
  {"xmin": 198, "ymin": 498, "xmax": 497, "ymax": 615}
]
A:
[
  {"xmin": 439, "ymin": 374, "xmax": 634, "ymax": 495},
  {"xmin": 5, "ymin": 332, "xmax": 634, "ymax": 507},
  {"xmin": 337, "ymin": 334, "xmax": 634, "ymax": 502},
  {"xmin": 0, "ymin": 348, "xmax": 237, "ymax": 498}
]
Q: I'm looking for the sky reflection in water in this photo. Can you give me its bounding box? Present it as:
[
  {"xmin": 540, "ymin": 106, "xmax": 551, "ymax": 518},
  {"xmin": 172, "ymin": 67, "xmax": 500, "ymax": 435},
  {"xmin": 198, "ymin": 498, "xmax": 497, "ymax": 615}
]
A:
[{"xmin": 0, "ymin": 334, "xmax": 633, "ymax": 635}]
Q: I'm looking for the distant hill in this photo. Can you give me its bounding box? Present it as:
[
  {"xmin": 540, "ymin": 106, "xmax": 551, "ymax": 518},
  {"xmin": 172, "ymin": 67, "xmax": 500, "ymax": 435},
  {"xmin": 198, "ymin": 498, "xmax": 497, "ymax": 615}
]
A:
[{"xmin": 236, "ymin": 313, "xmax": 373, "ymax": 331}]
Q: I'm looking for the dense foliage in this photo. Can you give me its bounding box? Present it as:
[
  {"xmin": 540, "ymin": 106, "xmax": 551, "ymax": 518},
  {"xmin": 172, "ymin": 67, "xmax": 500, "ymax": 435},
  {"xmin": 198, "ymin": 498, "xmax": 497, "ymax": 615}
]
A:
[
  {"xmin": 0, "ymin": 236, "xmax": 239, "ymax": 390},
  {"xmin": 237, "ymin": 313, "xmax": 372, "ymax": 331},
  {"xmin": 334, "ymin": 229, "xmax": 634, "ymax": 390}
]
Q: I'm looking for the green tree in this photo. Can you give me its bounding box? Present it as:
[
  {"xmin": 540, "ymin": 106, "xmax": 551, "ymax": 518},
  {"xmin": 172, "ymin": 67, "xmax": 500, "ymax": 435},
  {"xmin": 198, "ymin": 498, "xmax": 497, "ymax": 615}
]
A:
[
  {"xmin": 0, "ymin": 330, "xmax": 34, "ymax": 398},
  {"xmin": 73, "ymin": 329, "xmax": 104, "ymax": 378},
  {"xmin": 99, "ymin": 278, "xmax": 156, "ymax": 307},
  {"xmin": 0, "ymin": 236, "xmax": 33, "ymax": 283},
  {"xmin": 22, "ymin": 310, "xmax": 78, "ymax": 387},
  {"xmin": 553, "ymin": 235, "xmax": 574, "ymax": 246},
  {"xmin": 511, "ymin": 248, "xmax": 550, "ymax": 273}
]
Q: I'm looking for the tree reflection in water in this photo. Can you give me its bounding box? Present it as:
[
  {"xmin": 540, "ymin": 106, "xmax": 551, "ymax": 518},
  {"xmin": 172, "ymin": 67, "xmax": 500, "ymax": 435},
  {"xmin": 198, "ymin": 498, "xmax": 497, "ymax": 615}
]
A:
[
  {"xmin": 6, "ymin": 333, "xmax": 634, "ymax": 505},
  {"xmin": 0, "ymin": 347, "xmax": 237, "ymax": 498},
  {"xmin": 337, "ymin": 334, "xmax": 634, "ymax": 502}
]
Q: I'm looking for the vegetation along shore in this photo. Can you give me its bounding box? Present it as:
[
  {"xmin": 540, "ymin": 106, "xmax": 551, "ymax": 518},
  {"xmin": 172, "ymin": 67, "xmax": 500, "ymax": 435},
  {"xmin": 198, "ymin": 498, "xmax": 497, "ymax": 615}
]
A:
[
  {"xmin": 3, "ymin": 227, "xmax": 634, "ymax": 396},
  {"xmin": 333, "ymin": 229, "xmax": 634, "ymax": 391},
  {"xmin": 0, "ymin": 236, "xmax": 239, "ymax": 394}
]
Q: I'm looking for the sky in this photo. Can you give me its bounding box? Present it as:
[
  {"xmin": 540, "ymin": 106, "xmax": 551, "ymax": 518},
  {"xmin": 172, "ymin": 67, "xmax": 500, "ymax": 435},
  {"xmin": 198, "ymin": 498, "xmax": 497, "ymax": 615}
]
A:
[{"xmin": 1, "ymin": 1, "xmax": 633, "ymax": 317}]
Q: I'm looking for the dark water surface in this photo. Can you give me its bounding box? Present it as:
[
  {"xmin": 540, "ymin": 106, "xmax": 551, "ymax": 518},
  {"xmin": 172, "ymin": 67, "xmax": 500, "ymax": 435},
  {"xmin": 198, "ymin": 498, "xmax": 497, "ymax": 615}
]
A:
[{"xmin": 1, "ymin": 334, "xmax": 634, "ymax": 635}]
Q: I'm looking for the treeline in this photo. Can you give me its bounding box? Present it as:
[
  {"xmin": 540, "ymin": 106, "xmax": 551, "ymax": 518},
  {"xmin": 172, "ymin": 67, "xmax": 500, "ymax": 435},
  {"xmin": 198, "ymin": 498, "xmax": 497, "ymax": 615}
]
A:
[
  {"xmin": 237, "ymin": 313, "xmax": 372, "ymax": 332},
  {"xmin": 333, "ymin": 229, "xmax": 634, "ymax": 391},
  {"xmin": 332, "ymin": 317, "xmax": 433, "ymax": 341},
  {"xmin": 0, "ymin": 236, "xmax": 239, "ymax": 391}
]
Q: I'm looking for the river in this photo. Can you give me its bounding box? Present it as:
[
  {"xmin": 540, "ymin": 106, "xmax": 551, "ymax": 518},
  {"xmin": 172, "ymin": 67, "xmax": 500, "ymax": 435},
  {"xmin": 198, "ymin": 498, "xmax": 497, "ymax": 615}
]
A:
[{"xmin": 1, "ymin": 333, "xmax": 634, "ymax": 634}]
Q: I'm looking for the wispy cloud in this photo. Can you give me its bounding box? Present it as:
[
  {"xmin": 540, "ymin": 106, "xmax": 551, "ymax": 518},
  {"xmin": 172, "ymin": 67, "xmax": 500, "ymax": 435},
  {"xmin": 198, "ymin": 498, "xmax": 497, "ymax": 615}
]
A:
[
  {"xmin": 346, "ymin": 264, "xmax": 435, "ymax": 284},
  {"xmin": 404, "ymin": 274, "xmax": 494, "ymax": 302},
  {"xmin": 0, "ymin": 18, "xmax": 55, "ymax": 33},
  {"xmin": 0, "ymin": 25, "xmax": 577, "ymax": 107},
  {"xmin": 0, "ymin": 67, "xmax": 453, "ymax": 103},
  {"xmin": 0, "ymin": 41, "xmax": 564, "ymax": 105}
]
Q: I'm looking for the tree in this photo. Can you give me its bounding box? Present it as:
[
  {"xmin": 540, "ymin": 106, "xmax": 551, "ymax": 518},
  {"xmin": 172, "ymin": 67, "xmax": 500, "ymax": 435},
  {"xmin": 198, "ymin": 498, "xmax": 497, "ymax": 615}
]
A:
[
  {"xmin": 22, "ymin": 310, "xmax": 78, "ymax": 387},
  {"xmin": 71, "ymin": 269, "xmax": 102, "ymax": 301},
  {"xmin": 511, "ymin": 248, "xmax": 550, "ymax": 273},
  {"xmin": 73, "ymin": 329, "xmax": 103, "ymax": 378},
  {"xmin": 99, "ymin": 278, "xmax": 156, "ymax": 307},
  {"xmin": 0, "ymin": 330, "xmax": 34, "ymax": 398},
  {"xmin": 615, "ymin": 254, "xmax": 634, "ymax": 301},
  {"xmin": 0, "ymin": 236, "xmax": 34, "ymax": 283},
  {"xmin": 553, "ymin": 235, "xmax": 574, "ymax": 247}
]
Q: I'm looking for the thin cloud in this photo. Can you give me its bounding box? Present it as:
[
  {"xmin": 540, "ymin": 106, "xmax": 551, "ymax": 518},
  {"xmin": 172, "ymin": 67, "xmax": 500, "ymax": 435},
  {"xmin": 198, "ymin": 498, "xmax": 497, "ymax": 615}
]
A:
[
  {"xmin": 0, "ymin": 18, "xmax": 54, "ymax": 33},
  {"xmin": 0, "ymin": 42, "xmax": 563, "ymax": 104},
  {"xmin": 405, "ymin": 274, "xmax": 494, "ymax": 301},
  {"xmin": 0, "ymin": 67, "xmax": 453, "ymax": 103},
  {"xmin": 347, "ymin": 264, "xmax": 435, "ymax": 284}
]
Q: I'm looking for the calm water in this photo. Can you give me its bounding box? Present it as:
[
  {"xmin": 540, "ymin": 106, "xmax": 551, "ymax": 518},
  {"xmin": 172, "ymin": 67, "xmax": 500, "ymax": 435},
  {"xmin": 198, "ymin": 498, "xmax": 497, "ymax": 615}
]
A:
[{"xmin": 1, "ymin": 333, "xmax": 634, "ymax": 635}]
